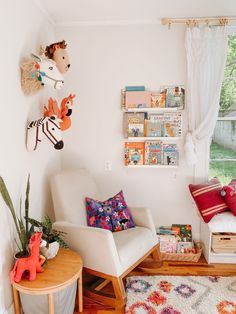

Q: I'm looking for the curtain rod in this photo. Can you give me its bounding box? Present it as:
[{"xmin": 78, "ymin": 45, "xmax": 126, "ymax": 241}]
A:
[{"xmin": 161, "ymin": 17, "xmax": 236, "ymax": 29}]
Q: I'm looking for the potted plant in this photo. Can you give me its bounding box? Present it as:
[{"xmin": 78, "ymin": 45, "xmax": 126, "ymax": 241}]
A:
[
  {"xmin": 0, "ymin": 175, "xmax": 32, "ymax": 258},
  {"xmin": 28, "ymin": 215, "xmax": 68, "ymax": 259}
]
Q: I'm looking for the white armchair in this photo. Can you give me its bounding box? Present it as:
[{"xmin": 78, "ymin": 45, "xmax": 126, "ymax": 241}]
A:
[{"xmin": 51, "ymin": 170, "xmax": 158, "ymax": 309}]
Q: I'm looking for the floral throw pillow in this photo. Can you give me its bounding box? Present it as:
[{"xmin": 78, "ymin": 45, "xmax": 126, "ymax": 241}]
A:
[
  {"xmin": 85, "ymin": 191, "xmax": 135, "ymax": 232},
  {"xmin": 85, "ymin": 197, "xmax": 113, "ymax": 231},
  {"xmin": 108, "ymin": 190, "xmax": 135, "ymax": 232}
]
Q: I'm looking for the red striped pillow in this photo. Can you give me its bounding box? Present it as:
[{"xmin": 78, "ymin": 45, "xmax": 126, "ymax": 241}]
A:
[{"xmin": 189, "ymin": 178, "xmax": 228, "ymax": 223}]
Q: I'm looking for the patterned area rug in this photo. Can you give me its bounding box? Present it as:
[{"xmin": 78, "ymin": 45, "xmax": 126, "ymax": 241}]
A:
[{"xmin": 125, "ymin": 275, "xmax": 236, "ymax": 314}]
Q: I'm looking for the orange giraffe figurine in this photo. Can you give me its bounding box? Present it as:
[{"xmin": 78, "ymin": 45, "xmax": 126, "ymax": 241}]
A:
[{"xmin": 10, "ymin": 233, "xmax": 44, "ymax": 283}]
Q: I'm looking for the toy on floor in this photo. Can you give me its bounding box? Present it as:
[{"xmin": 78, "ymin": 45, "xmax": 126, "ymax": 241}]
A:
[
  {"xmin": 10, "ymin": 233, "xmax": 45, "ymax": 283},
  {"xmin": 26, "ymin": 116, "xmax": 64, "ymax": 151},
  {"xmin": 20, "ymin": 53, "xmax": 64, "ymax": 95},
  {"xmin": 44, "ymin": 94, "xmax": 76, "ymax": 131},
  {"xmin": 44, "ymin": 40, "xmax": 70, "ymax": 74}
]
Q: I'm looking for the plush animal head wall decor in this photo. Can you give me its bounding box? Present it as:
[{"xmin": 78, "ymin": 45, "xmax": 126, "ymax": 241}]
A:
[
  {"xmin": 27, "ymin": 116, "xmax": 64, "ymax": 151},
  {"xmin": 20, "ymin": 54, "xmax": 64, "ymax": 95},
  {"xmin": 44, "ymin": 40, "xmax": 70, "ymax": 74},
  {"xmin": 44, "ymin": 94, "xmax": 76, "ymax": 131}
]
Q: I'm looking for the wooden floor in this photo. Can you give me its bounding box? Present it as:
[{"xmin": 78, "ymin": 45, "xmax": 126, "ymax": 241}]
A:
[{"xmin": 75, "ymin": 256, "xmax": 236, "ymax": 314}]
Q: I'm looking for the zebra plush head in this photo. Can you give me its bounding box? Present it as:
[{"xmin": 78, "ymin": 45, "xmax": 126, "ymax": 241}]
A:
[{"xmin": 27, "ymin": 116, "xmax": 64, "ymax": 151}]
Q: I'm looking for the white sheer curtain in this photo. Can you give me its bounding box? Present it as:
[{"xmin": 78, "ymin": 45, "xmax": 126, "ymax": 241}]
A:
[{"xmin": 184, "ymin": 26, "xmax": 228, "ymax": 165}]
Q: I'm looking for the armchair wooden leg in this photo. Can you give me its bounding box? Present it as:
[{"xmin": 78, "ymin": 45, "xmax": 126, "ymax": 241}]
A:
[
  {"xmin": 152, "ymin": 244, "xmax": 161, "ymax": 262},
  {"xmin": 112, "ymin": 276, "xmax": 126, "ymax": 311}
]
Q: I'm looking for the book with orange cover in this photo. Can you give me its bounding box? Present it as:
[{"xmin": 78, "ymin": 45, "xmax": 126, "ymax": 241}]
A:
[
  {"xmin": 151, "ymin": 92, "xmax": 166, "ymax": 108},
  {"xmin": 124, "ymin": 142, "xmax": 145, "ymax": 166}
]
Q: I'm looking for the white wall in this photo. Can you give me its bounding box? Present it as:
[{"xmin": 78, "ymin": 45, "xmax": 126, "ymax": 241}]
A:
[
  {"xmin": 0, "ymin": 1, "xmax": 61, "ymax": 312},
  {"xmin": 56, "ymin": 24, "xmax": 200, "ymax": 236}
]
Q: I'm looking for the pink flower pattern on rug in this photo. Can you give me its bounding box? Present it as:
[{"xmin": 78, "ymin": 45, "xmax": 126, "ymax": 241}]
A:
[{"xmin": 125, "ymin": 275, "xmax": 236, "ymax": 314}]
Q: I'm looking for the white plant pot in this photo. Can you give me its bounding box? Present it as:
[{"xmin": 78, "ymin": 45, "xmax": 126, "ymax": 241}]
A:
[{"xmin": 40, "ymin": 241, "xmax": 59, "ymax": 259}]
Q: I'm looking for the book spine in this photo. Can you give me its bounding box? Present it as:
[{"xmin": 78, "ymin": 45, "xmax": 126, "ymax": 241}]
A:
[{"xmin": 125, "ymin": 86, "xmax": 145, "ymax": 91}]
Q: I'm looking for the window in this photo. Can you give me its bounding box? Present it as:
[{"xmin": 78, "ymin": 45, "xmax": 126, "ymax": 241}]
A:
[{"xmin": 209, "ymin": 34, "xmax": 236, "ymax": 185}]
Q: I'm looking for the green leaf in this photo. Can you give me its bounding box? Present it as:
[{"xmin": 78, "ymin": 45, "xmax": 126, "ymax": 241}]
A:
[{"xmin": 0, "ymin": 176, "xmax": 21, "ymax": 239}]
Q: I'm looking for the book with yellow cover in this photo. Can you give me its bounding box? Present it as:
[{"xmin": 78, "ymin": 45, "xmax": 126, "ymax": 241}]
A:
[{"xmin": 124, "ymin": 142, "xmax": 145, "ymax": 166}]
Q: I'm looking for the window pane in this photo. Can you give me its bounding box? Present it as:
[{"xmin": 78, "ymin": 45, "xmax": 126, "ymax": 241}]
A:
[
  {"xmin": 209, "ymin": 34, "xmax": 236, "ymax": 184},
  {"xmin": 209, "ymin": 160, "xmax": 236, "ymax": 185},
  {"xmin": 209, "ymin": 137, "xmax": 236, "ymax": 185}
]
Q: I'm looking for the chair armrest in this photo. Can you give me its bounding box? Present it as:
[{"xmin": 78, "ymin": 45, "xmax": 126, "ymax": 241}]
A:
[
  {"xmin": 53, "ymin": 221, "xmax": 122, "ymax": 276},
  {"xmin": 130, "ymin": 207, "xmax": 156, "ymax": 236}
]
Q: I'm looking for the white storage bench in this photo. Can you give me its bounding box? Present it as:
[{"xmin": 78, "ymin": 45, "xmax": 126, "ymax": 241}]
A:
[{"xmin": 200, "ymin": 211, "xmax": 236, "ymax": 264}]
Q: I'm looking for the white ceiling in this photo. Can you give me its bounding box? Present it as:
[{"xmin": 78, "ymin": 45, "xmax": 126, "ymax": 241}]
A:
[{"xmin": 36, "ymin": 0, "xmax": 236, "ymax": 25}]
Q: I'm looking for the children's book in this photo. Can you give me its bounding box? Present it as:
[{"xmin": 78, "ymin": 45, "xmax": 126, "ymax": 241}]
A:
[
  {"xmin": 125, "ymin": 86, "xmax": 145, "ymax": 91},
  {"xmin": 162, "ymin": 112, "xmax": 182, "ymax": 137},
  {"xmin": 125, "ymin": 91, "xmax": 151, "ymax": 109},
  {"xmin": 177, "ymin": 241, "xmax": 194, "ymax": 253},
  {"xmin": 151, "ymin": 92, "xmax": 166, "ymax": 108},
  {"xmin": 146, "ymin": 114, "xmax": 163, "ymax": 137},
  {"xmin": 124, "ymin": 142, "xmax": 145, "ymax": 166},
  {"xmin": 171, "ymin": 224, "xmax": 192, "ymax": 242},
  {"xmin": 123, "ymin": 112, "xmax": 146, "ymax": 137},
  {"xmin": 161, "ymin": 86, "xmax": 185, "ymax": 109},
  {"xmin": 159, "ymin": 235, "xmax": 178, "ymax": 253},
  {"xmin": 163, "ymin": 144, "xmax": 179, "ymax": 166},
  {"xmin": 145, "ymin": 141, "xmax": 163, "ymax": 165}
]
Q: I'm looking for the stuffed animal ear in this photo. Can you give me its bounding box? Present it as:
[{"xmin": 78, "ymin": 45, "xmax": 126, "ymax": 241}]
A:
[
  {"xmin": 31, "ymin": 53, "xmax": 42, "ymax": 63},
  {"xmin": 39, "ymin": 45, "xmax": 47, "ymax": 57}
]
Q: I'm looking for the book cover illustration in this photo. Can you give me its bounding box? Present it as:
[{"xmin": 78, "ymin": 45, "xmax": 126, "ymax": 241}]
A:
[
  {"xmin": 163, "ymin": 144, "xmax": 179, "ymax": 166},
  {"xmin": 125, "ymin": 91, "xmax": 151, "ymax": 109},
  {"xmin": 162, "ymin": 112, "xmax": 182, "ymax": 137},
  {"xmin": 161, "ymin": 86, "xmax": 185, "ymax": 109},
  {"xmin": 171, "ymin": 224, "xmax": 192, "ymax": 242},
  {"xmin": 124, "ymin": 142, "xmax": 145, "ymax": 166},
  {"xmin": 158, "ymin": 235, "xmax": 178, "ymax": 253},
  {"xmin": 145, "ymin": 141, "xmax": 163, "ymax": 165},
  {"xmin": 146, "ymin": 114, "xmax": 163, "ymax": 137},
  {"xmin": 123, "ymin": 112, "xmax": 146, "ymax": 137},
  {"xmin": 177, "ymin": 241, "xmax": 194, "ymax": 253},
  {"xmin": 151, "ymin": 92, "xmax": 166, "ymax": 108}
]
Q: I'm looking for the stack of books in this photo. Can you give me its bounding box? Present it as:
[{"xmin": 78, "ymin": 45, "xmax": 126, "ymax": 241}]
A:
[
  {"xmin": 124, "ymin": 141, "xmax": 179, "ymax": 166},
  {"xmin": 122, "ymin": 85, "xmax": 185, "ymax": 110},
  {"xmin": 157, "ymin": 224, "xmax": 195, "ymax": 254},
  {"xmin": 123, "ymin": 112, "xmax": 182, "ymax": 138}
]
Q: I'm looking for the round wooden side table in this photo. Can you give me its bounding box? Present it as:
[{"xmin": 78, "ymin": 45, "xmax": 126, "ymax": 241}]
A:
[{"xmin": 12, "ymin": 248, "xmax": 83, "ymax": 314}]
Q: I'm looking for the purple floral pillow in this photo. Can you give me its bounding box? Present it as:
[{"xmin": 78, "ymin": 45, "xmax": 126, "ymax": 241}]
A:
[
  {"xmin": 108, "ymin": 191, "xmax": 135, "ymax": 232},
  {"xmin": 85, "ymin": 197, "xmax": 113, "ymax": 231},
  {"xmin": 85, "ymin": 191, "xmax": 135, "ymax": 232}
]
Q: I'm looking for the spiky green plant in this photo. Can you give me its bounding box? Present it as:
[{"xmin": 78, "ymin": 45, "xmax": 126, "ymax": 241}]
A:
[
  {"xmin": 28, "ymin": 215, "xmax": 68, "ymax": 248},
  {"xmin": 0, "ymin": 175, "xmax": 32, "ymax": 256}
]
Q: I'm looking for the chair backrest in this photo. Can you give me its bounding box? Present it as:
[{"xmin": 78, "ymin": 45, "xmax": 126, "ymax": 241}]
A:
[{"xmin": 50, "ymin": 169, "xmax": 100, "ymax": 225}]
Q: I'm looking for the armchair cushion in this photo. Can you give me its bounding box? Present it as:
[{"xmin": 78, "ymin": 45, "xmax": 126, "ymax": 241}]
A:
[
  {"xmin": 113, "ymin": 226, "xmax": 158, "ymax": 271},
  {"xmin": 86, "ymin": 190, "xmax": 135, "ymax": 232}
]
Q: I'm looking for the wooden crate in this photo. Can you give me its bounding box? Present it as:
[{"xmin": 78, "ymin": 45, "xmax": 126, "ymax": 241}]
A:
[{"xmin": 212, "ymin": 233, "xmax": 236, "ymax": 253}]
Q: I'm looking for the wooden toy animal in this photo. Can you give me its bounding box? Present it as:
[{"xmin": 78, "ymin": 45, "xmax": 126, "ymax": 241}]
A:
[
  {"xmin": 27, "ymin": 116, "xmax": 64, "ymax": 151},
  {"xmin": 44, "ymin": 94, "xmax": 76, "ymax": 131},
  {"xmin": 10, "ymin": 233, "xmax": 44, "ymax": 283},
  {"xmin": 45, "ymin": 40, "xmax": 70, "ymax": 74},
  {"xmin": 20, "ymin": 53, "xmax": 64, "ymax": 95}
]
